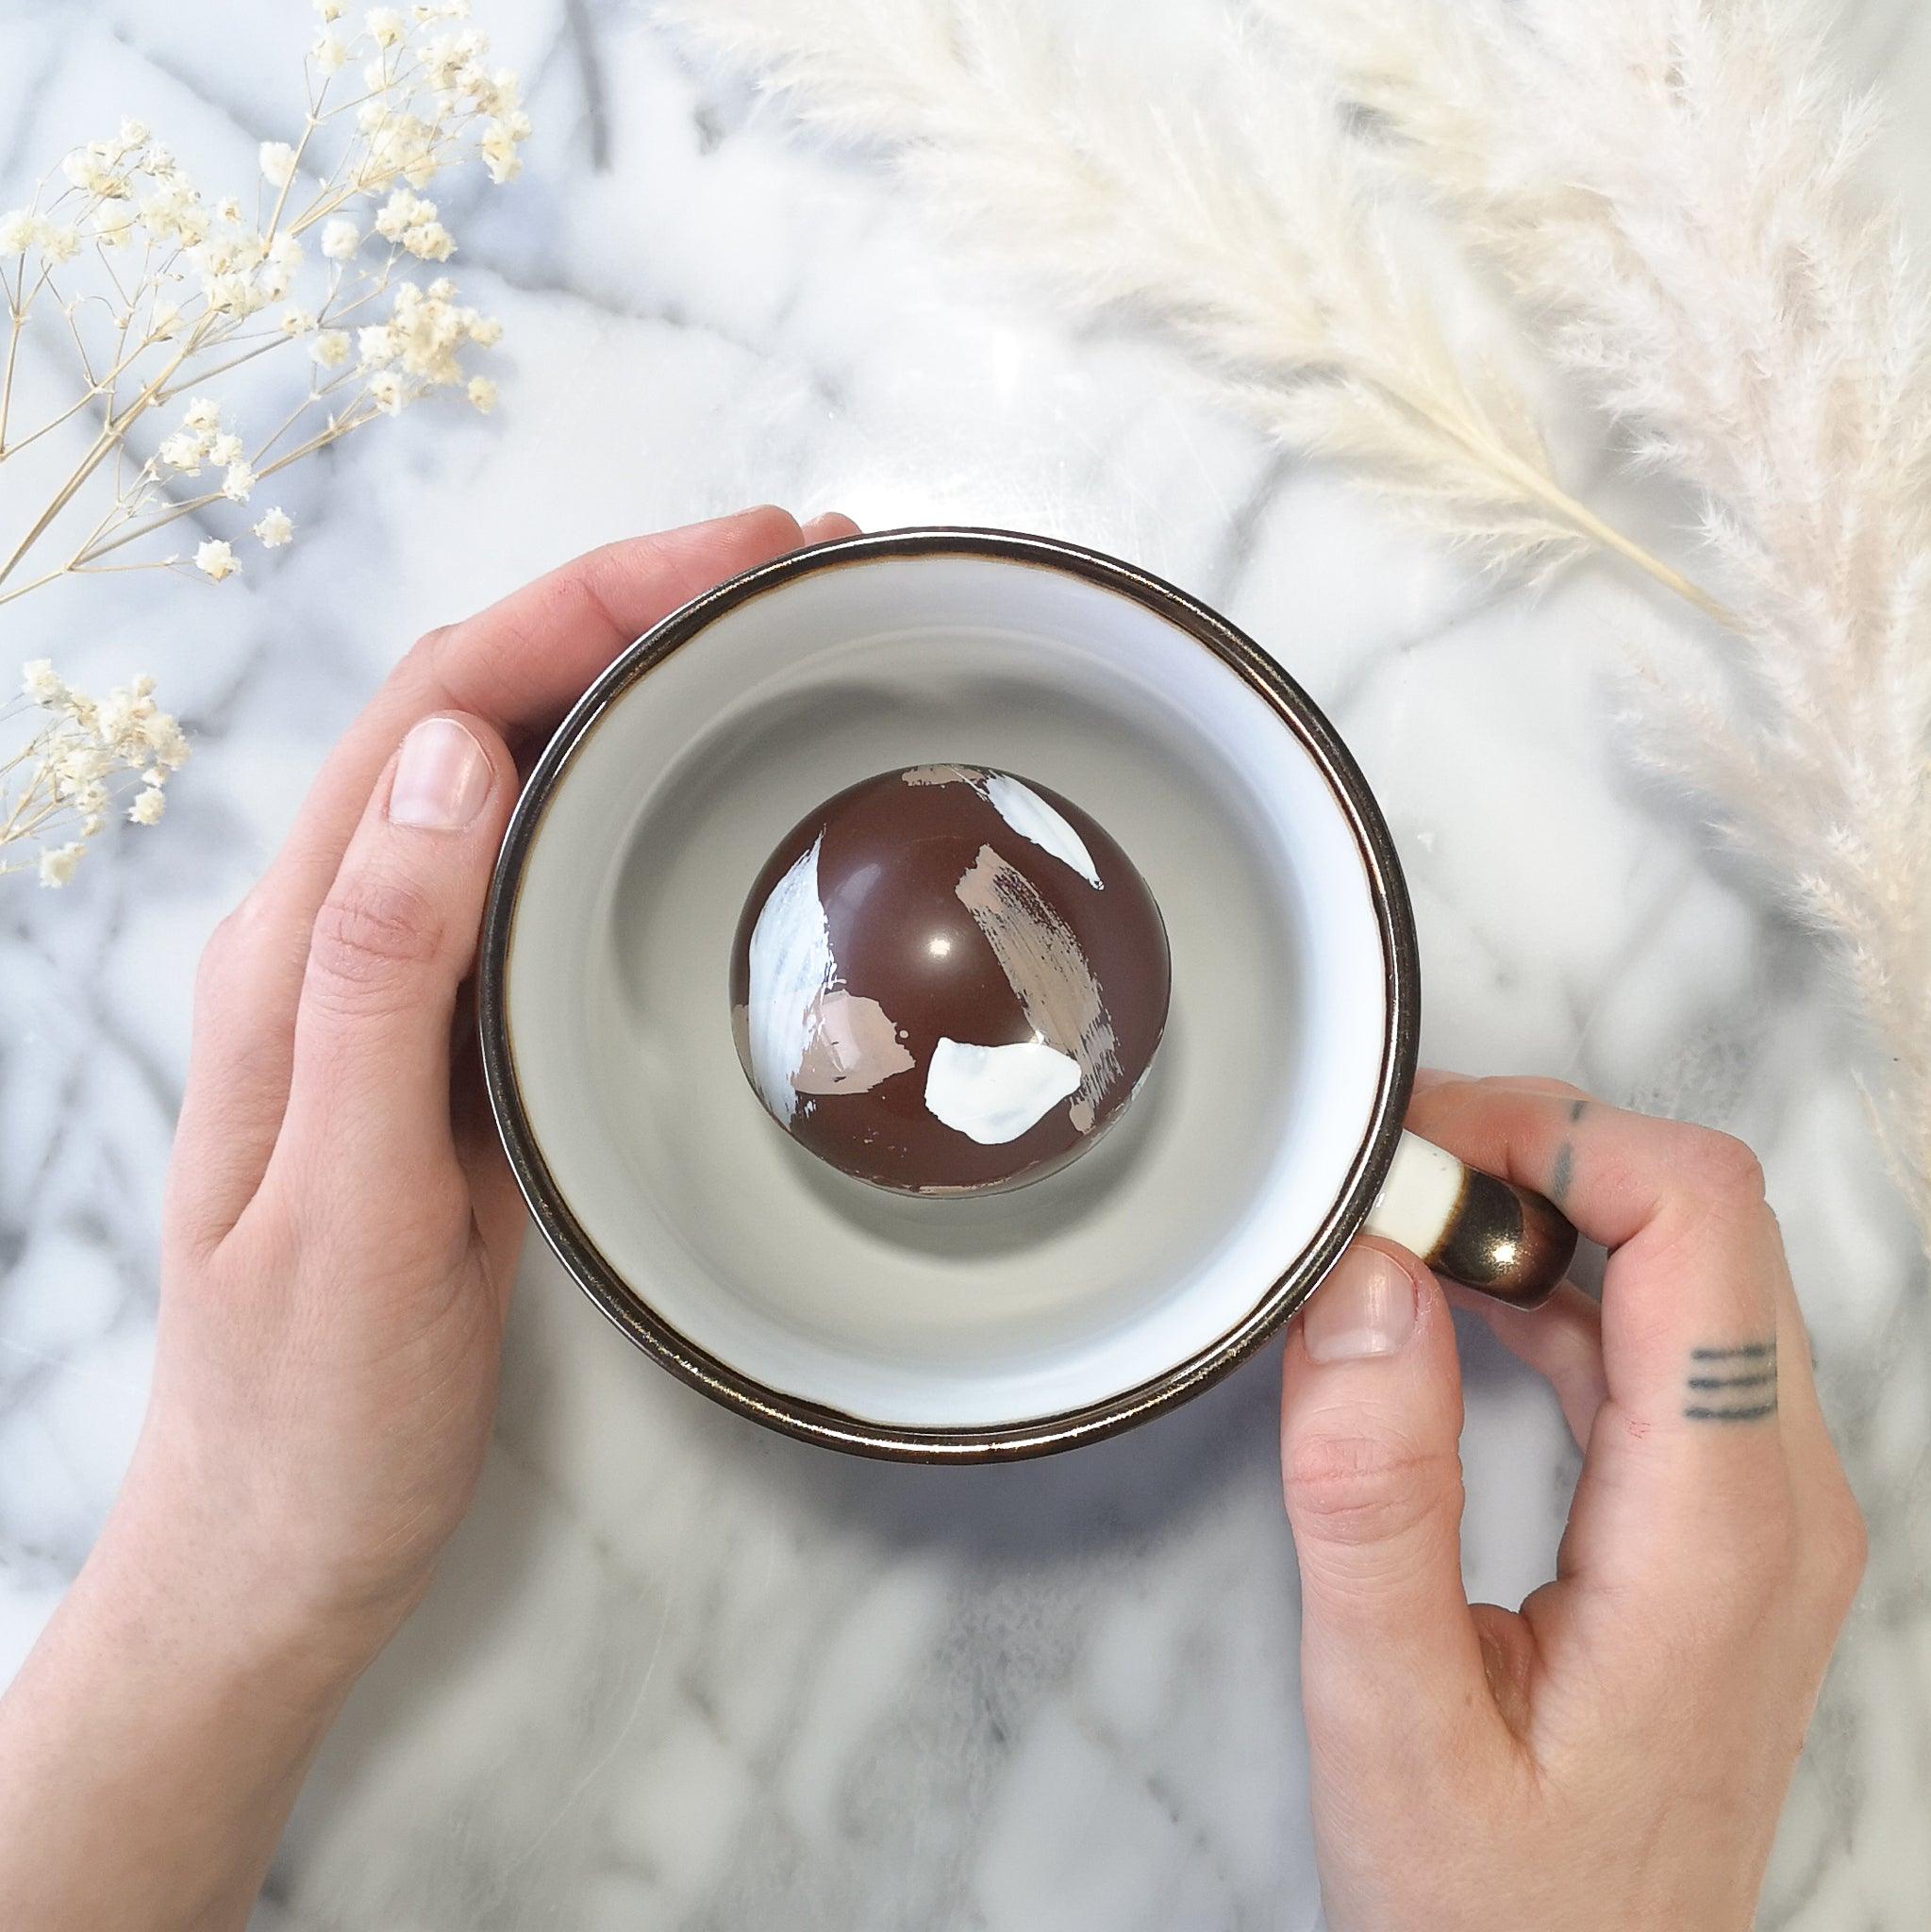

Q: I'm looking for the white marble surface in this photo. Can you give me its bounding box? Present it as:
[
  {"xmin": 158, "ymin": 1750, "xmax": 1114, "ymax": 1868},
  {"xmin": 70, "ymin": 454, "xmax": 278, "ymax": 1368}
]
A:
[{"xmin": 2, "ymin": 0, "xmax": 1928, "ymax": 1925}]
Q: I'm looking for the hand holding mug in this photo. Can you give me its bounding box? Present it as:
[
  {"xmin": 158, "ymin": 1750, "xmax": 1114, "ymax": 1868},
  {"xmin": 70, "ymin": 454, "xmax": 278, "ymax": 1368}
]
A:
[
  {"xmin": 0, "ymin": 508, "xmax": 855, "ymax": 1930},
  {"xmin": 1281, "ymin": 1074, "xmax": 1866, "ymax": 1932}
]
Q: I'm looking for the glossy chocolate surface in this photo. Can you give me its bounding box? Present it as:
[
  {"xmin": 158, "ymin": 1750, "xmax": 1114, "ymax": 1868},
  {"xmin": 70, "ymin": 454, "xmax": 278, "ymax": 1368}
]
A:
[{"xmin": 729, "ymin": 765, "xmax": 1170, "ymax": 1194}]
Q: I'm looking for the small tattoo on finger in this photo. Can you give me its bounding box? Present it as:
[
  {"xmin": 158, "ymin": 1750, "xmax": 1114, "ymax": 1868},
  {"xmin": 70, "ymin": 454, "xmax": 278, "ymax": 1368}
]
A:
[
  {"xmin": 1682, "ymin": 1341, "xmax": 1778, "ymax": 1422},
  {"xmin": 1549, "ymin": 1141, "xmax": 1573, "ymax": 1208}
]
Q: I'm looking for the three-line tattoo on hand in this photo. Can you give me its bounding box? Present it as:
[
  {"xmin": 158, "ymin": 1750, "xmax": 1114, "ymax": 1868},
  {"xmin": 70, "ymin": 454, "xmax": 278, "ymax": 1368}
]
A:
[{"xmin": 1683, "ymin": 1341, "xmax": 1778, "ymax": 1423}]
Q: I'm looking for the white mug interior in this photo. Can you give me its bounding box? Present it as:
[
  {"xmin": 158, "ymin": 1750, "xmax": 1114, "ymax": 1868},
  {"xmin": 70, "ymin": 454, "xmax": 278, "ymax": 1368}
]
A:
[{"xmin": 498, "ymin": 539, "xmax": 1399, "ymax": 1436}]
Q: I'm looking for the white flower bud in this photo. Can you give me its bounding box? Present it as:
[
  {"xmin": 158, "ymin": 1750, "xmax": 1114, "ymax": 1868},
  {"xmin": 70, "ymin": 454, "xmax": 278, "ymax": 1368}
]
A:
[{"xmin": 39, "ymin": 842, "xmax": 86, "ymax": 889}]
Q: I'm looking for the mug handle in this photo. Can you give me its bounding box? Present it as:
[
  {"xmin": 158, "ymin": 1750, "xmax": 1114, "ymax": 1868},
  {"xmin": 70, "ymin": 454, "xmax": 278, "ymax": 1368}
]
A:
[{"xmin": 1362, "ymin": 1131, "xmax": 1576, "ymax": 1307}]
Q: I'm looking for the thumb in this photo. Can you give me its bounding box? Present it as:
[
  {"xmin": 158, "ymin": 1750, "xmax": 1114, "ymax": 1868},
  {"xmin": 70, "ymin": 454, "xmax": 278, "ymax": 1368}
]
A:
[
  {"xmin": 1281, "ymin": 1239, "xmax": 1493, "ymax": 1762},
  {"xmin": 269, "ymin": 710, "xmax": 516, "ymax": 1202}
]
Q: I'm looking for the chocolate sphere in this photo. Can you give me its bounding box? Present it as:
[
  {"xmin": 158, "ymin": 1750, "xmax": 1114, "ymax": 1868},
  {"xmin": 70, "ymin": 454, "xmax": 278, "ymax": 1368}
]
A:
[{"xmin": 729, "ymin": 765, "xmax": 1170, "ymax": 1195}]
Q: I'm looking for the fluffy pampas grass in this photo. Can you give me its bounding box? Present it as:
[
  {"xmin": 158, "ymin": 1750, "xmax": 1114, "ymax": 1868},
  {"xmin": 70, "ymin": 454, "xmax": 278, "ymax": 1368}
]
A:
[
  {"xmin": 1284, "ymin": 0, "xmax": 1931, "ymax": 1235},
  {"xmin": 663, "ymin": 0, "xmax": 1727, "ymax": 607},
  {"xmin": 670, "ymin": 0, "xmax": 1931, "ymax": 1238}
]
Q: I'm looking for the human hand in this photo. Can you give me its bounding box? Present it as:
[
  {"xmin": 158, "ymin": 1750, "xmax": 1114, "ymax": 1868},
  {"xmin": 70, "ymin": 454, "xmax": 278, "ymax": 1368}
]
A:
[
  {"xmin": 0, "ymin": 507, "xmax": 854, "ymax": 1931},
  {"xmin": 129, "ymin": 506, "xmax": 857, "ymax": 1636},
  {"xmin": 1279, "ymin": 1074, "xmax": 1865, "ymax": 1932}
]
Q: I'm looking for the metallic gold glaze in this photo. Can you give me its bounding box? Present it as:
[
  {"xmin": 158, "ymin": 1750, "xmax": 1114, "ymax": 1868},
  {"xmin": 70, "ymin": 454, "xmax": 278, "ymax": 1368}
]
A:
[
  {"xmin": 792, "ymin": 990, "xmax": 916, "ymax": 1096},
  {"xmin": 900, "ymin": 763, "xmax": 983, "ymax": 786},
  {"xmin": 1426, "ymin": 1168, "xmax": 1575, "ymax": 1307},
  {"xmin": 954, "ymin": 842, "xmax": 1122, "ymax": 1127}
]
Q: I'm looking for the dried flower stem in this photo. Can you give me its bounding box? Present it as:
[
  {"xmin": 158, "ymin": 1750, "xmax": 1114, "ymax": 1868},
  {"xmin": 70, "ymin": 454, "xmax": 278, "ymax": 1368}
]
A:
[
  {"xmin": 0, "ymin": 0, "xmax": 527, "ymax": 608},
  {"xmin": 0, "ymin": 0, "xmax": 529, "ymax": 888},
  {"xmin": 1281, "ymin": 0, "xmax": 1931, "ymax": 1235}
]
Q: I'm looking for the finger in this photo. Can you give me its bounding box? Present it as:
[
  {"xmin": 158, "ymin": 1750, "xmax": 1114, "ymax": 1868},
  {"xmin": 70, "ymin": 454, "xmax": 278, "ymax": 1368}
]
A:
[
  {"xmin": 451, "ymin": 1020, "xmax": 525, "ymax": 1313},
  {"xmin": 1408, "ymin": 1080, "xmax": 1784, "ymax": 1417},
  {"xmin": 801, "ymin": 511, "xmax": 860, "ymax": 542},
  {"xmin": 1445, "ymin": 1278, "xmax": 1606, "ymax": 1450},
  {"xmin": 260, "ymin": 712, "xmax": 516, "ymax": 1217},
  {"xmin": 169, "ymin": 508, "xmax": 813, "ymax": 1242},
  {"xmin": 1753, "ymin": 1229, "xmax": 1852, "ymax": 1535},
  {"xmin": 1281, "ymin": 1239, "xmax": 1503, "ymax": 1769},
  {"xmin": 1424, "ymin": 1075, "xmax": 1829, "ymax": 1427},
  {"xmin": 263, "ymin": 506, "xmax": 812, "ymax": 911},
  {"xmin": 1415, "ymin": 1066, "xmax": 1587, "ymax": 1102},
  {"xmin": 167, "ymin": 879, "xmax": 318, "ymax": 1256},
  {"xmin": 1407, "ymin": 1078, "xmax": 1796, "ymax": 1577}
]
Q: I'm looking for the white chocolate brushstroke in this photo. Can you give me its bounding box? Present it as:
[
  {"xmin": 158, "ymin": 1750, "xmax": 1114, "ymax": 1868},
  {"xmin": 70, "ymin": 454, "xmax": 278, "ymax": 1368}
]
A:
[
  {"xmin": 956, "ymin": 844, "xmax": 1121, "ymax": 1128},
  {"xmin": 745, "ymin": 834, "xmax": 836, "ymax": 1125},
  {"xmin": 924, "ymin": 1036, "xmax": 1082, "ymax": 1144},
  {"xmin": 982, "ymin": 773, "xmax": 1103, "ymax": 889}
]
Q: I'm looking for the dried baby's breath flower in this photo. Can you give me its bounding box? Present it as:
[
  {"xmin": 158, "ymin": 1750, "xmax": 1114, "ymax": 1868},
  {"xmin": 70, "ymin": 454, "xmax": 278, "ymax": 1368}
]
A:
[
  {"xmin": 467, "ymin": 375, "xmax": 495, "ymax": 412},
  {"xmin": 38, "ymin": 842, "xmax": 84, "ymax": 887},
  {"xmin": 4, "ymin": 662, "xmax": 189, "ymax": 885},
  {"xmin": 21, "ymin": 659, "xmax": 62, "ymax": 704},
  {"xmin": 253, "ymin": 507, "xmax": 294, "ymax": 547},
  {"xmin": 0, "ymin": 0, "xmax": 528, "ymax": 701}
]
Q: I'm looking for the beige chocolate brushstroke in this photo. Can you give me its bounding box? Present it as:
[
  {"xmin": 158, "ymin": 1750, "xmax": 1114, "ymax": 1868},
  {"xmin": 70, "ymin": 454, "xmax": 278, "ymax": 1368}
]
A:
[
  {"xmin": 900, "ymin": 763, "xmax": 984, "ymax": 786},
  {"xmin": 955, "ymin": 843, "xmax": 1121, "ymax": 1128},
  {"xmin": 793, "ymin": 990, "xmax": 916, "ymax": 1095}
]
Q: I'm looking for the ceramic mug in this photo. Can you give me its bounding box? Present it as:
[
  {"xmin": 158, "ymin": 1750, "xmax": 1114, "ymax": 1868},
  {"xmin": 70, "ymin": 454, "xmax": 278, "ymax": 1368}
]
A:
[{"xmin": 478, "ymin": 528, "xmax": 1575, "ymax": 1460}]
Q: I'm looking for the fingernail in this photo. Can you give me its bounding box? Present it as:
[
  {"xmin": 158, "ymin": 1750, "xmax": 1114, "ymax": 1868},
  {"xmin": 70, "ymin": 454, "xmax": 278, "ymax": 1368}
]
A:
[
  {"xmin": 1304, "ymin": 1245, "xmax": 1419, "ymax": 1363},
  {"xmin": 801, "ymin": 511, "xmax": 856, "ymax": 541},
  {"xmin": 389, "ymin": 716, "xmax": 492, "ymax": 832}
]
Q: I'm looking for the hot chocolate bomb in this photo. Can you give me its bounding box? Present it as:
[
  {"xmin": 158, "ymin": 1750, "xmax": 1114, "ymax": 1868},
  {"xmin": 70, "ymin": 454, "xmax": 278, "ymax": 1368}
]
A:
[{"xmin": 729, "ymin": 765, "xmax": 1171, "ymax": 1194}]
